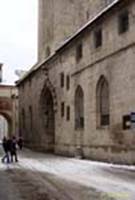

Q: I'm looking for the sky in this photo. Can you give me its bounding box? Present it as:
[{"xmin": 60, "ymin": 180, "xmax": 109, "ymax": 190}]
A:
[{"xmin": 0, "ymin": 0, "xmax": 38, "ymax": 84}]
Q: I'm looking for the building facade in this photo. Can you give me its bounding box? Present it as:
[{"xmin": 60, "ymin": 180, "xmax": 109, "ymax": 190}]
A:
[{"xmin": 17, "ymin": 0, "xmax": 135, "ymax": 164}]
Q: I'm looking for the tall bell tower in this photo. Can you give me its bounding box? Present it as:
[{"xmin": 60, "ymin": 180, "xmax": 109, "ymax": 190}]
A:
[
  {"xmin": 38, "ymin": 0, "xmax": 115, "ymax": 62},
  {"xmin": 38, "ymin": 0, "xmax": 54, "ymax": 61}
]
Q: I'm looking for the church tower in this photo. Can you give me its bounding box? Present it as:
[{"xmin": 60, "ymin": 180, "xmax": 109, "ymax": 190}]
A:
[{"xmin": 38, "ymin": 0, "xmax": 115, "ymax": 62}]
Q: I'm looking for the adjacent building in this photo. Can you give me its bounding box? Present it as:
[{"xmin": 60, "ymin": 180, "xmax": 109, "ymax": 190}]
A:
[{"xmin": 0, "ymin": 84, "xmax": 19, "ymax": 139}]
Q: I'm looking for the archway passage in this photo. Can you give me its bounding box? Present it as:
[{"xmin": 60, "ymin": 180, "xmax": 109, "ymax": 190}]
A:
[
  {"xmin": 0, "ymin": 114, "xmax": 10, "ymax": 140},
  {"xmin": 42, "ymin": 87, "xmax": 55, "ymax": 152},
  {"xmin": 0, "ymin": 85, "xmax": 18, "ymax": 141}
]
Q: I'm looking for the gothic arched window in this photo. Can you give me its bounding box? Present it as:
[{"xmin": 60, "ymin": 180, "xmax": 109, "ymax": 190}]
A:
[
  {"xmin": 96, "ymin": 76, "xmax": 110, "ymax": 127},
  {"xmin": 75, "ymin": 85, "xmax": 84, "ymax": 129}
]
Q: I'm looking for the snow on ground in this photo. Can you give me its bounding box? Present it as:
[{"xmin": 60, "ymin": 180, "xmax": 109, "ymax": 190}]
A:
[
  {"xmin": 0, "ymin": 147, "xmax": 135, "ymax": 200},
  {"xmin": 19, "ymin": 149, "xmax": 135, "ymax": 200}
]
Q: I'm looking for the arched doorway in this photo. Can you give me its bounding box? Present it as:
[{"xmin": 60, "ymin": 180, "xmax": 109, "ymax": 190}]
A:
[
  {"xmin": 74, "ymin": 85, "xmax": 84, "ymax": 158},
  {"xmin": 41, "ymin": 87, "xmax": 55, "ymax": 152},
  {"xmin": 0, "ymin": 115, "xmax": 8, "ymax": 140}
]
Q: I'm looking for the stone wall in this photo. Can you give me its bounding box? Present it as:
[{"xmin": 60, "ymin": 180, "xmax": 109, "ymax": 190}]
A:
[{"xmin": 18, "ymin": 0, "xmax": 135, "ymax": 164}]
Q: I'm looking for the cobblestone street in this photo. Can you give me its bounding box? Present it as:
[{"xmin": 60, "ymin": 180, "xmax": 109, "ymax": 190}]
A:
[{"xmin": 0, "ymin": 147, "xmax": 135, "ymax": 200}]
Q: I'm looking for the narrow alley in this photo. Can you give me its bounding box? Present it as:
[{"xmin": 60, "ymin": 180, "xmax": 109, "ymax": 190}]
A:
[{"xmin": 0, "ymin": 147, "xmax": 135, "ymax": 200}]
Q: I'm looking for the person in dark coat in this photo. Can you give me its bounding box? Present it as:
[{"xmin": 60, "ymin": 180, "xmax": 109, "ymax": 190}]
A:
[
  {"xmin": 1, "ymin": 136, "xmax": 10, "ymax": 163},
  {"xmin": 10, "ymin": 136, "xmax": 18, "ymax": 162},
  {"xmin": 17, "ymin": 136, "xmax": 23, "ymax": 150}
]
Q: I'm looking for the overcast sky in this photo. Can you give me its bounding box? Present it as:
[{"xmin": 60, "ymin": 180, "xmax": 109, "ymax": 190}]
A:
[{"xmin": 0, "ymin": 0, "xmax": 38, "ymax": 84}]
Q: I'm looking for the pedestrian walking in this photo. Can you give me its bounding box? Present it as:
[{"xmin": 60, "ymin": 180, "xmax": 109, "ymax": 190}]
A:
[
  {"xmin": 17, "ymin": 136, "xmax": 23, "ymax": 150},
  {"xmin": 10, "ymin": 136, "xmax": 18, "ymax": 162},
  {"xmin": 1, "ymin": 136, "xmax": 10, "ymax": 163}
]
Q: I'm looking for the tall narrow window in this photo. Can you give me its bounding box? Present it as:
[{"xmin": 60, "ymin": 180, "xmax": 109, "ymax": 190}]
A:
[
  {"xmin": 96, "ymin": 76, "xmax": 110, "ymax": 127},
  {"xmin": 118, "ymin": 10, "xmax": 129, "ymax": 34},
  {"xmin": 29, "ymin": 106, "xmax": 33, "ymax": 130},
  {"xmin": 76, "ymin": 43, "xmax": 83, "ymax": 62},
  {"xmin": 61, "ymin": 102, "xmax": 65, "ymax": 117},
  {"xmin": 29, "ymin": 77, "xmax": 32, "ymax": 87},
  {"xmin": 22, "ymin": 108, "xmax": 25, "ymax": 130},
  {"xmin": 75, "ymin": 85, "xmax": 84, "ymax": 129},
  {"xmin": 67, "ymin": 106, "xmax": 70, "ymax": 121},
  {"xmin": 86, "ymin": 10, "xmax": 89, "ymax": 20},
  {"xmin": 60, "ymin": 72, "xmax": 64, "ymax": 88},
  {"xmin": 94, "ymin": 28, "xmax": 102, "ymax": 48},
  {"xmin": 66, "ymin": 75, "xmax": 70, "ymax": 90}
]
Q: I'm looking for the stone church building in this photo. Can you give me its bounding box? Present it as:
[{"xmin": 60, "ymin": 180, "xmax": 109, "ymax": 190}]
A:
[{"xmin": 17, "ymin": 0, "xmax": 135, "ymax": 164}]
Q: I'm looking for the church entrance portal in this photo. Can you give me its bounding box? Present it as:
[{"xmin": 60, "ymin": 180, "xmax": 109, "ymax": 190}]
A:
[{"xmin": 42, "ymin": 87, "xmax": 55, "ymax": 152}]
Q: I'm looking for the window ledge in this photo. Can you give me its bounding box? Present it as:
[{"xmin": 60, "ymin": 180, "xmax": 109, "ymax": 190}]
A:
[{"xmin": 96, "ymin": 125, "xmax": 109, "ymax": 130}]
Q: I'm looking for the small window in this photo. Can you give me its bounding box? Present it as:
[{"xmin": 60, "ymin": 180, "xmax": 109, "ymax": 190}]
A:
[
  {"xmin": 94, "ymin": 28, "xmax": 102, "ymax": 48},
  {"xmin": 86, "ymin": 10, "xmax": 89, "ymax": 20},
  {"xmin": 123, "ymin": 115, "xmax": 130, "ymax": 130},
  {"xmin": 66, "ymin": 75, "xmax": 70, "ymax": 90},
  {"xmin": 118, "ymin": 10, "xmax": 129, "ymax": 34},
  {"xmin": 101, "ymin": 114, "xmax": 109, "ymax": 126},
  {"xmin": 66, "ymin": 106, "xmax": 70, "ymax": 121},
  {"xmin": 76, "ymin": 43, "xmax": 83, "ymax": 62},
  {"xmin": 60, "ymin": 72, "xmax": 64, "ymax": 88},
  {"xmin": 61, "ymin": 102, "xmax": 65, "ymax": 117},
  {"xmin": 22, "ymin": 108, "xmax": 25, "ymax": 130},
  {"xmin": 46, "ymin": 46, "xmax": 51, "ymax": 57}
]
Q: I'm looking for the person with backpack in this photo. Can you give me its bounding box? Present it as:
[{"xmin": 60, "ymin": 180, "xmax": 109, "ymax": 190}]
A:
[{"xmin": 1, "ymin": 136, "xmax": 10, "ymax": 163}]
